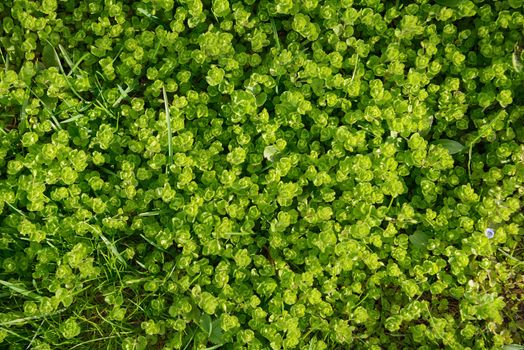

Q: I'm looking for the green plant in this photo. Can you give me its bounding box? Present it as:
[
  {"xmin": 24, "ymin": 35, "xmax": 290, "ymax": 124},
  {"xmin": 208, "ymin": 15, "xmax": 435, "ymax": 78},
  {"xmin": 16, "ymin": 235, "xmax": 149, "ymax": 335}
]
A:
[{"xmin": 0, "ymin": 0, "xmax": 523, "ymax": 349}]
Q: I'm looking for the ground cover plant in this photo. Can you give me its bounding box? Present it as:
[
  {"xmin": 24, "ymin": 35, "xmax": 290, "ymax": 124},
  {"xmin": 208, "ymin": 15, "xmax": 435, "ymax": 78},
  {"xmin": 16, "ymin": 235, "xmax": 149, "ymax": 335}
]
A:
[{"xmin": 0, "ymin": 0, "xmax": 523, "ymax": 349}]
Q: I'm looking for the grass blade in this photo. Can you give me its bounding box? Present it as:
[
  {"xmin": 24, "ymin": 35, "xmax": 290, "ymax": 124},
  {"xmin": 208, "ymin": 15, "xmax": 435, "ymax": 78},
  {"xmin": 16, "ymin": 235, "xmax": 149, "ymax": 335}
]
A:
[
  {"xmin": 58, "ymin": 44, "xmax": 74, "ymax": 70},
  {"xmin": 139, "ymin": 234, "xmax": 166, "ymax": 253},
  {"xmin": 0, "ymin": 309, "xmax": 66, "ymax": 327},
  {"xmin": 68, "ymin": 53, "xmax": 90, "ymax": 76},
  {"xmin": 60, "ymin": 114, "xmax": 86, "ymax": 124},
  {"xmin": 124, "ymin": 278, "xmax": 149, "ymax": 286},
  {"xmin": 270, "ymin": 19, "xmax": 281, "ymax": 51},
  {"xmin": 351, "ymin": 55, "xmax": 359, "ymax": 82},
  {"xmin": 218, "ymin": 231, "xmax": 254, "ymax": 240},
  {"xmin": 204, "ymin": 345, "xmax": 223, "ymax": 350},
  {"xmin": 137, "ymin": 7, "xmax": 158, "ymax": 20},
  {"xmin": 27, "ymin": 87, "xmax": 62, "ymax": 130},
  {"xmin": 222, "ymin": 232, "xmax": 253, "ymax": 236},
  {"xmin": 139, "ymin": 233, "xmax": 176, "ymax": 258},
  {"xmin": 111, "ymin": 84, "xmax": 133, "ymax": 107},
  {"xmin": 0, "ymin": 280, "xmax": 42, "ymax": 301},
  {"xmin": 0, "ymin": 46, "xmax": 9, "ymax": 72},
  {"xmin": 163, "ymin": 86, "xmax": 173, "ymax": 173},
  {"xmin": 45, "ymin": 39, "xmax": 85, "ymax": 102},
  {"xmin": 98, "ymin": 232, "xmax": 126, "ymax": 265},
  {"xmin": 26, "ymin": 319, "xmax": 44, "ymax": 349},
  {"xmin": 5, "ymin": 202, "xmax": 27, "ymax": 217},
  {"xmin": 0, "ymin": 327, "xmax": 31, "ymax": 342},
  {"xmin": 137, "ymin": 210, "xmax": 166, "ymax": 217},
  {"xmin": 69, "ymin": 336, "xmax": 119, "ymax": 350},
  {"xmin": 94, "ymin": 100, "xmax": 115, "ymax": 118}
]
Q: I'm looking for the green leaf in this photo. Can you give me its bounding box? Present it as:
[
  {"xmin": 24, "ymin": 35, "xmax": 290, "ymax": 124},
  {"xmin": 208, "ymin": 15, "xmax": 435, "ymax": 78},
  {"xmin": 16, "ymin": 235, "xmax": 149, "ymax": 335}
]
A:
[
  {"xmin": 433, "ymin": 139, "xmax": 464, "ymax": 154},
  {"xmin": 199, "ymin": 314, "xmax": 213, "ymax": 337},
  {"xmin": 409, "ymin": 231, "xmax": 429, "ymax": 248},
  {"xmin": 42, "ymin": 43, "xmax": 59, "ymax": 68},
  {"xmin": 198, "ymin": 315, "xmax": 224, "ymax": 345},
  {"xmin": 209, "ymin": 319, "xmax": 223, "ymax": 345}
]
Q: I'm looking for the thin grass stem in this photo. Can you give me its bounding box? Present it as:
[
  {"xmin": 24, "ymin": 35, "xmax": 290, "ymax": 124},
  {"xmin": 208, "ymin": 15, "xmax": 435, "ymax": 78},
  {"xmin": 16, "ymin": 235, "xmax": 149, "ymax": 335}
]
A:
[{"xmin": 163, "ymin": 86, "xmax": 173, "ymax": 173}]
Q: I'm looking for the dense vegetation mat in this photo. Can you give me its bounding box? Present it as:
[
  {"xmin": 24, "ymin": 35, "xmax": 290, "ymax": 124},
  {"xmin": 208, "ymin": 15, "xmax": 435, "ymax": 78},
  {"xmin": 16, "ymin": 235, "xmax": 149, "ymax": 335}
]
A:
[{"xmin": 0, "ymin": 0, "xmax": 523, "ymax": 349}]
